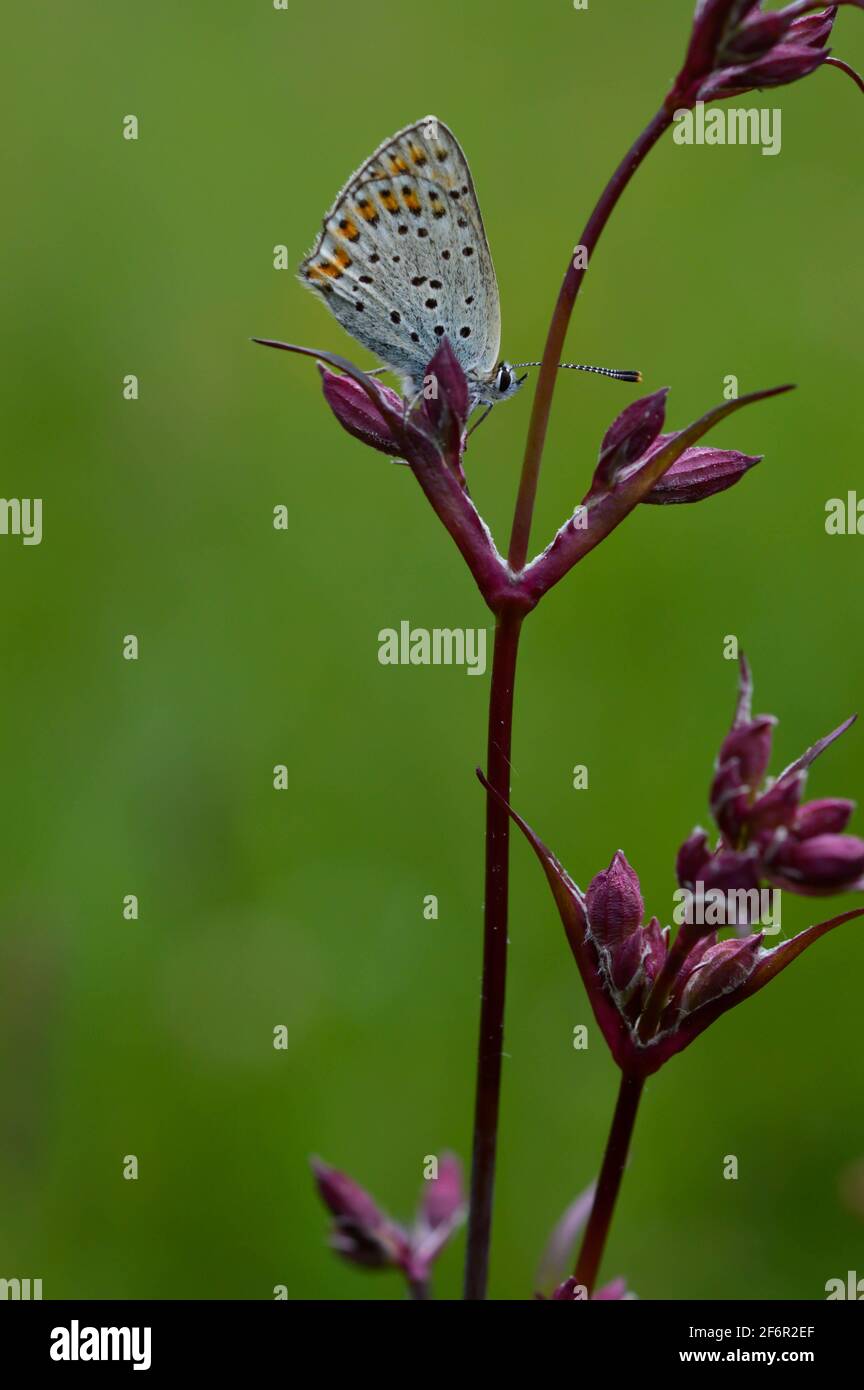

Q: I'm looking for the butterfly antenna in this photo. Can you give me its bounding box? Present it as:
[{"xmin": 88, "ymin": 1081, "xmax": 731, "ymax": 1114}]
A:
[{"xmin": 513, "ymin": 362, "xmax": 641, "ymax": 383}]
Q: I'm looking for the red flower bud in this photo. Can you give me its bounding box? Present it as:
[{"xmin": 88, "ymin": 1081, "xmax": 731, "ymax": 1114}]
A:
[
  {"xmin": 710, "ymin": 759, "xmax": 750, "ymax": 842},
  {"xmin": 588, "ymin": 390, "xmax": 668, "ymax": 499},
  {"xmin": 319, "ymin": 367, "xmax": 404, "ymax": 457},
  {"xmin": 793, "ymin": 798, "xmax": 855, "ymax": 838},
  {"xmin": 678, "ymin": 933, "xmax": 763, "ymax": 1016},
  {"xmin": 413, "ymin": 1153, "xmax": 465, "ymax": 1269},
  {"xmin": 677, "ymin": 828, "xmax": 712, "ymax": 887},
  {"xmin": 586, "ymin": 850, "xmax": 644, "ymax": 947},
  {"xmin": 766, "ymin": 832, "xmax": 864, "ymax": 895},
  {"xmin": 640, "ymin": 442, "xmax": 761, "ymax": 505},
  {"xmin": 312, "ymin": 1153, "xmax": 465, "ymax": 1288},
  {"xmin": 311, "ymin": 1159, "xmax": 409, "ymax": 1270},
  {"xmin": 718, "ymin": 715, "xmax": 776, "ymax": 790},
  {"xmin": 748, "ymin": 772, "xmax": 805, "ymax": 836}
]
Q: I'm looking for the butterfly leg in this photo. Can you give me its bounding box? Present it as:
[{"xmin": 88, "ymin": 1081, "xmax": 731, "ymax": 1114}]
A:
[{"xmin": 467, "ymin": 404, "xmax": 495, "ymax": 437}]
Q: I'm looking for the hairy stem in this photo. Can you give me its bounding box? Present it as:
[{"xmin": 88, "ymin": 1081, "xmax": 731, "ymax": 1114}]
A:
[
  {"xmin": 463, "ymin": 609, "xmax": 522, "ymax": 1299},
  {"xmin": 573, "ymin": 1072, "xmax": 644, "ymax": 1294},
  {"xmin": 508, "ymin": 106, "xmax": 672, "ymax": 571}
]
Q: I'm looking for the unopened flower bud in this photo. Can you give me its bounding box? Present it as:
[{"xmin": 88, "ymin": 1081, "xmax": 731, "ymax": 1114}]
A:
[
  {"xmin": 766, "ymin": 832, "xmax": 864, "ymax": 895},
  {"xmin": 586, "ymin": 850, "xmax": 644, "ymax": 947},
  {"xmin": 677, "ymin": 828, "xmax": 712, "ymax": 888},
  {"xmin": 319, "ymin": 367, "xmax": 404, "ymax": 457},
  {"xmin": 641, "ymin": 445, "xmax": 761, "ymax": 505},
  {"xmin": 678, "ymin": 933, "xmax": 763, "ymax": 1016},
  {"xmin": 793, "ymin": 798, "xmax": 855, "ymax": 838}
]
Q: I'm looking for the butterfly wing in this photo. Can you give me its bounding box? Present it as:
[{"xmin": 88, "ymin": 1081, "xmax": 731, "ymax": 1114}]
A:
[{"xmin": 299, "ymin": 116, "xmax": 501, "ymax": 390}]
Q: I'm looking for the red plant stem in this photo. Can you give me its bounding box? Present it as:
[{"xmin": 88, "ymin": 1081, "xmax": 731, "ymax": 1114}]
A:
[
  {"xmin": 463, "ymin": 106, "xmax": 673, "ymax": 1302},
  {"xmin": 573, "ymin": 1072, "xmax": 644, "ymax": 1294},
  {"xmin": 825, "ymin": 56, "xmax": 864, "ymax": 96},
  {"xmin": 508, "ymin": 106, "xmax": 672, "ymax": 572},
  {"xmin": 463, "ymin": 608, "xmax": 522, "ymax": 1300}
]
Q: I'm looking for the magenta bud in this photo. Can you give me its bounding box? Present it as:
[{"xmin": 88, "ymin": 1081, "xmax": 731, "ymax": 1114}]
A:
[
  {"xmin": 642, "ymin": 917, "xmax": 668, "ymax": 983},
  {"xmin": 677, "ymin": 828, "xmax": 712, "ymax": 888},
  {"xmin": 641, "ymin": 445, "xmax": 761, "ymax": 505},
  {"xmin": 663, "ymin": 930, "xmax": 719, "ymax": 1021},
  {"xmin": 678, "ymin": 933, "xmax": 763, "ymax": 1016},
  {"xmin": 794, "ymin": 798, "xmax": 856, "ymax": 838},
  {"xmin": 412, "ymin": 1153, "xmax": 465, "ymax": 1272},
  {"xmin": 674, "ymin": 0, "xmax": 747, "ymax": 99},
  {"xmin": 609, "ymin": 930, "xmax": 648, "ymax": 995},
  {"xmin": 586, "ymin": 850, "xmax": 644, "ymax": 947},
  {"xmin": 589, "ymin": 389, "xmax": 668, "ymax": 497},
  {"xmin": 724, "ymin": 11, "xmax": 794, "ymax": 60},
  {"xmin": 422, "ymin": 338, "xmax": 470, "ymax": 431},
  {"xmin": 418, "ymin": 1152, "xmax": 464, "ymax": 1236},
  {"xmin": 311, "ymin": 1158, "xmax": 408, "ymax": 1270},
  {"xmin": 312, "ymin": 1157, "xmax": 384, "ymax": 1227},
  {"xmin": 710, "ymin": 759, "xmax": 750, "ymax": 842},
  {"xmin": 319, "ymin": 367, "xmax": 403, "ymax": 457},
  {"xmin": 700, "ymin": 848, "xmax": 761, "ymax": 896},
  {"xmin": 748, "ymin": 773, "xmax": 804, "ymax": 836},
  {"xmin": 718, "ymin": 715, "xmax": 776, "ymax": 790},
  {"xmin": 767, "ymin": 833, "xmax": 864, "ymax": 895}
]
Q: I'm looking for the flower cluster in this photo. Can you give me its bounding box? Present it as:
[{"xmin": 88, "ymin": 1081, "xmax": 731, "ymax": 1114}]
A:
[
  {"xmin": 679, "ymin": 657, "xmax": 864, "ymax": 902},
  {"xmin": 485, "ymin": 662, "xmax": 864, "ymax": 1079},
  {"xmin": 671, "ymin": 1, "xmax": 864, "ymax": 106}
]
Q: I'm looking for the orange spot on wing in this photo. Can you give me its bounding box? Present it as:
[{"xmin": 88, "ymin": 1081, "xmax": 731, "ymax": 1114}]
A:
[
  {"xmin": 333, "ymin": 246, "xmax": 352, "ymax": 268},
  {"xmin": 380, "ymin": 190, "xmax": 399, "ymax": 214},
  {"xmin": 389, "ymin": 155, "xmax": 408, "ymax": 173},
  {"xmin": 409, "ymin": 143, "xmax": 427, "ymax": 165},
  {"xmin": 402, "ymin": 189, "xmax": 421, "ymax": 213}
]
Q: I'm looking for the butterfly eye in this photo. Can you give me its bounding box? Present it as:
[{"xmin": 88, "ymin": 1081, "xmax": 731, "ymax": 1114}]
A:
[{"xmin": 497, "ymin": 366, "xmax": 512, "ymax": 394}]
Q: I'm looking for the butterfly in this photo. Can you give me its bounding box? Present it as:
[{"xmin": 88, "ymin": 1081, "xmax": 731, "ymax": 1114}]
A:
[{"xmin": 298, "ymin": 116, "xmax": 639, "ymax": 420}]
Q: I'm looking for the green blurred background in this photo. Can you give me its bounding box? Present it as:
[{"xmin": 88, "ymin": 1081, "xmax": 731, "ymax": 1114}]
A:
[{"xmin": 2, "ymin": 1, "xmax": 863, "ymax": 1301}]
